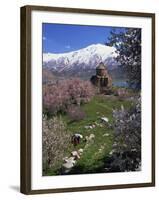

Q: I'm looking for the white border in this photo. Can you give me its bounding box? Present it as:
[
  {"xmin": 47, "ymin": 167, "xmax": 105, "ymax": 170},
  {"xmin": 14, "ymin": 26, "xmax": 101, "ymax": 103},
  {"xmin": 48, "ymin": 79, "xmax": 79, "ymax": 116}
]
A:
[{"xmin": 31, "ymin": 10, "xmax": 152, "ymax": 190}]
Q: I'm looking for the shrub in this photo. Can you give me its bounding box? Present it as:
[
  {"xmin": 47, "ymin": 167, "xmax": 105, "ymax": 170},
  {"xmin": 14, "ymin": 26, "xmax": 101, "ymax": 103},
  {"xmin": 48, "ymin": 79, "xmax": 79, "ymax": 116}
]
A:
[
  {"xmin": 68, "ymin": 78, "xmax": 95, "ymax": 104},
  {"xmin": 43, "ymin": 83, "xmax": 70, "ymax": 115},
  {"xmin": 67, "ymin": 106, "xmax": 86, "ymax": 122},
  {"xmin": 43, "ymin": 78, "xmax": 95, "ymax": 115},
  {"xmin": 42, "ymin": 116, "xmax": 71, "ymax": 174},
  {"xmin": 108, "ymin": 97, "xmax": 141, "ymax": 172},
  {"xmin": 113, "ymin": 97, "xmax": 141, "ymax": 153}
]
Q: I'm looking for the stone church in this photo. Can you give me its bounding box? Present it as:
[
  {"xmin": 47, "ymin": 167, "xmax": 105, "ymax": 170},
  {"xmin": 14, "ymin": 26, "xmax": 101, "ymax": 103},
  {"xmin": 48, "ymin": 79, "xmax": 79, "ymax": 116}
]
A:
[{"xmin": 90, "ymin": 62, "xmax": 112, "ymax": 93}]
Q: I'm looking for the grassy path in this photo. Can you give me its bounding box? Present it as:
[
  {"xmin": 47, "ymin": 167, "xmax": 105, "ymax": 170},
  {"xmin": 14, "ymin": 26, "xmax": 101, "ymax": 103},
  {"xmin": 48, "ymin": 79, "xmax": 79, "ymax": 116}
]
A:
[{"xmin": 65, "ymin": 95, "xmax": 132, "ymax": 174}]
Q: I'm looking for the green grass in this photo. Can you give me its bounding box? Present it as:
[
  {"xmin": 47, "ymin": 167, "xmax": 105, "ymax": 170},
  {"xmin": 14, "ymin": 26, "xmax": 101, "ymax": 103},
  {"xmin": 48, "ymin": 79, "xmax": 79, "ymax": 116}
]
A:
[{"xmin": 45, "ymin": 95, "xmax": 133, "ymax": 175}]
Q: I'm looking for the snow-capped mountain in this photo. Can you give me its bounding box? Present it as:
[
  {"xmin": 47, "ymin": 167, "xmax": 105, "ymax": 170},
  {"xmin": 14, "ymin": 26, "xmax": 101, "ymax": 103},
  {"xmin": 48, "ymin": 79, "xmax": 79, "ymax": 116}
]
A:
[{"xmin": 43, "ymin": 44, "xmax": 118, "ymax": 73}]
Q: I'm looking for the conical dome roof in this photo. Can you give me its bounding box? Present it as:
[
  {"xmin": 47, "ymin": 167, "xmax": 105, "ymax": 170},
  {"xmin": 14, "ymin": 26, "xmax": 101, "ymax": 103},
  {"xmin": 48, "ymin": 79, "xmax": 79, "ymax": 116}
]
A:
[{"xmin": 96, "ymin": 62, "xmax": 106, "ymax": 70}]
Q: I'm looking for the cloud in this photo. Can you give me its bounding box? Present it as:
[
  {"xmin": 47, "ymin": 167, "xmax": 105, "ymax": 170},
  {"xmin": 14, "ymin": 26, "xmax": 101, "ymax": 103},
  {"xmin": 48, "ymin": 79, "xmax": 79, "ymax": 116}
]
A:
[
  {"xmin": 65, "ymin": 45, "xmax": 71, "ymax": 49},
  {"xmin": 43, "ymin": 36, "xmax": 46, "ymax": 40}
]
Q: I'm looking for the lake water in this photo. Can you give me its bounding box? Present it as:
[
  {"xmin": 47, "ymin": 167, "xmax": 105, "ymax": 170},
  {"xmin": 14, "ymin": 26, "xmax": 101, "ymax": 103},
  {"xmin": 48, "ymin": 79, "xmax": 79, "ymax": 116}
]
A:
[{"xmin": 113, "ymin": 80, "xmax": 128, "ymax": 88}]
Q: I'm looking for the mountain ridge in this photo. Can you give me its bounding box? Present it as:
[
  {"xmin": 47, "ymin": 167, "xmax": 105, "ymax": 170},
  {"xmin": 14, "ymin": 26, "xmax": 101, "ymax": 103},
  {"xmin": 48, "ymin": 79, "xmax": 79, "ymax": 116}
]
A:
[{"xmin": 43, "ymin": 44, "xmax": 118, "ymax": 72}]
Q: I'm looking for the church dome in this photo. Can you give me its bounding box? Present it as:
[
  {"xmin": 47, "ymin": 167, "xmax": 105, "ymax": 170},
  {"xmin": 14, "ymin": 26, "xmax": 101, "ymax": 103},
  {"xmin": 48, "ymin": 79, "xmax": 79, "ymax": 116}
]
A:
[{"xmin": 96, "ymin": 62, "xmax": 106, "ymax": 70}]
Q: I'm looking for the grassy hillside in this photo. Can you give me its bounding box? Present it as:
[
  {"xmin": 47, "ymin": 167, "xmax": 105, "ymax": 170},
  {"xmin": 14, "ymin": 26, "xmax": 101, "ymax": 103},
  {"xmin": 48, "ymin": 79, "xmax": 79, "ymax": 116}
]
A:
[{"xmin": 44, "ymin": 95, "xmax": 133, "ymax": 176}]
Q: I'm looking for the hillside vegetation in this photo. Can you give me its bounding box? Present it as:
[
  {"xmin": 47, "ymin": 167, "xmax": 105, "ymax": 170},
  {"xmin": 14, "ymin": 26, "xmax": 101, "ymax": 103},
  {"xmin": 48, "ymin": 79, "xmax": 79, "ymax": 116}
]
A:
[{"xmin": 43, "ymin": 93, "xmax": 137, "ymax": 176}]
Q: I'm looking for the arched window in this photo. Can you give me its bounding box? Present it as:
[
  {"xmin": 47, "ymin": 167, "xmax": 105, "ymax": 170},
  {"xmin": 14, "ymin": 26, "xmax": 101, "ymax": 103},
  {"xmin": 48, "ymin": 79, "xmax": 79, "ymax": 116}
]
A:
[{"xmin": 100, "ymin": 77, "xmax": 108, "ymax": 87}]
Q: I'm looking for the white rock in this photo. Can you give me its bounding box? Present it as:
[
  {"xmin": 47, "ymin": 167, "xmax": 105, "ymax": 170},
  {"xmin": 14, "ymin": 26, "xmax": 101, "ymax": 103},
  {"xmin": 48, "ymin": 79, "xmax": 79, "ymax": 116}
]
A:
[
  {"xmin": 62, "ymin": 157, "xmax": 77, "ymax": 173},
  {"xmin": 109, "ymin": 150, "xmax": 115, "ymax": 155},
  {"xmin": 71, "ymin": 151, "xmax": 80, "ymax": 159},
  {"xmin": 131, "ymin": 148, "xmax": 137, "ymax": 152},
  {"xmin": 62, "ymin": 162, "xmax": 74, "ymax": 169},
  {"xmin": 112, "ymin": 142, "xmax": 117, "ymax": 147},
  {"xmin": 78, "ymin": 148, "xmax": 84, "ymax": 154},
  {"xmin": 101, "ymin": 117, "xmax": 109, "ymax": 123},
  {"xmin": 103, "ymin": 133, "xmax": 109, "ymax": 137},
  {"xmin": 85, "ymin": 136, "xmax": 89, "ymax": 141},
  {"xmin": 71, "ymin": 151, "xmax": 78, "ymax": 156},
  {"xmin": 74, "ymin": 133, "xmax": 83, "ymax": 139},
  {"xmin": 67, "ymin": 157, "xmax": 76, "ymax": 164},
  {"xmin": 99, "ymin": 145, "xmax": 104, "ymax": 152},
  {"xmin": 63, "ymin": 157, "xmax": 69, "ymax": 163},
  {"xmin": 89, "ymin": 133, "xmax": 95, "ymax": 140},
  {"xmin": 95, "ymin": 122, "xmax": 100, "ymax": 126}
]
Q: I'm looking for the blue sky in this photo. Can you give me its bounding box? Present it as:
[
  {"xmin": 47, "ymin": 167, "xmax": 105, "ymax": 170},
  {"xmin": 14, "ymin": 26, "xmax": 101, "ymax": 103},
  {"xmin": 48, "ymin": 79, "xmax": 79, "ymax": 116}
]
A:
[{"xmin": 42, "ymin": 23, "xmax": 125, "ymax": 53}]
